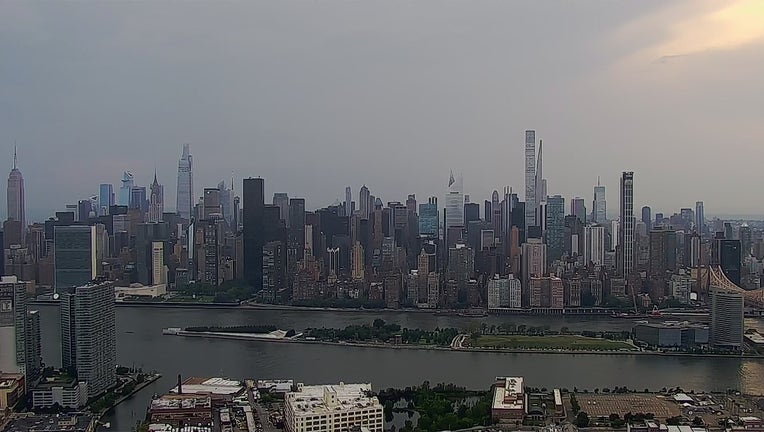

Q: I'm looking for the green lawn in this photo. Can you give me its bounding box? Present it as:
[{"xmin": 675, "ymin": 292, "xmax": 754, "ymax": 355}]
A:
[{"xmin": 471, "ymin": 335, "xmax": 635, "ymax": 351}]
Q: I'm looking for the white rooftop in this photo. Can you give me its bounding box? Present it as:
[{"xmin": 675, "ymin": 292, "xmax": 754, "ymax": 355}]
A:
[
  {"xmin": 673, "ymin": 393, "xmax": 694, "ymax": 403},
  {"xmin": 171, "ymin": 377, "xmax": 243, "ymax": 395},
  {"xmin": 492, "ymin": 377, "xmax": 525, "ymax": 411},
  {"xmin": 287, "ymin": 383, "xmax": 381, "ymax": 415}
]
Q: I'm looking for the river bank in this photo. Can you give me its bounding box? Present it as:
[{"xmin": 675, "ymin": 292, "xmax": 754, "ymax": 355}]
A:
[{"xmin": 164, "ymin": 329, "xmax": 764, "ymax": 359}]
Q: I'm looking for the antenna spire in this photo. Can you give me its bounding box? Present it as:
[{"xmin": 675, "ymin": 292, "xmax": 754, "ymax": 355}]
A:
[{"xmin": 13, "ymin": 141, "xmax": 17, "ymax": 170}]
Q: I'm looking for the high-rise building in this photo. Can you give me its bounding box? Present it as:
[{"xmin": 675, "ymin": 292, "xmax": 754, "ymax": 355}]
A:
[
  {"xmin": 524, "ymin": 130, "xmax": 536, "ymax": 230},
  {"xmin": 695, "ymin": 201, "xmax": 705, "ymax": 234},
  {"xmin": 464, "ymin": 202, "xmax": 480, "ymax": 224},
  {"xmin": 148, "ymin": 172, "xmax": 164, "ymax": 223},
  {"xmin": 135, "ymin": 222, "xmax": 169, "ymax": 286},
  {"xmin": 118, "ymin": 171, "xmax": 134, "ymax": 207},
  {"xmin": 202, "ymin": 188, "xmax": 222, "ymax": 220},
  {"xmin": 0, "ymin": 276, "xmax": 30, "ymax": 377},
  {"xmin": 418, "ymin": 199, "xmax": 438, "ymax": 239},
  {"xmin": 351, "ymin": 241, "xmax": 365, "ymax": 281},
  {"xmin": 176, "ymin": 144, "xmax": 193, "ymax": 221},
  {"xmin": 359, "ymin": 185, "xmax": 371, "ymax": 220},
  {"xmin": 714, "ymin": 238, "xmax": 742, "ymax": 286},
  {"xmin": 53, "ymin": 226, "xmax": 97, "ymax": 293},
  {"xmin": 571, "ymin": 197, "xmax": 586, "ymax": 224},
  {"xmin": 583, "ymin": 224, "xmax": 605, "ymax": 266},
  {"xmin": 535, "ymin": 139, "xmax": 546, "ymax": 224},
  {"xmin": 243, "ymin": 178, "xmax": 265, "ymax": 290},
  {"xmin": 273, "ymin": 193, "xmax": 290, "ymax": 225},
  {"xmin": 545, "ymin": 195, "xmax": 565, "ymax": 263},
  {"xmin": 521, "ymin": 238, "xmax": 546, "ymax": 295},
  {"xmin": 262, "ymin": 240, "xmax": 285, "ymax": 299},
  {"xmin": 60, "ymin": 281, "xmax": 116, "ymax": 396},
  {"xmin": 710, "ymin": 288, "xmax": 743, "ymax": 350},
  {"xmin": 151, "ymin": 241, "xmax": 165, "ymax": 285},
  {"xmin": 130, "ymin": 186, "xmax": 148, "ymax": 214},
  {"xmin": 218, "ymin": 180, "xmax": 235, "ymax": 227},
  {"xmin": 98, "ymin": 184, "xmax": 114, "ymax": 216},
  {"xmin": 288, "ymin": 198, "xmax": 306, "ymax": 264},
  {"xmin": 739, "ymin": 223, "xmax": 752, "ymax": 256},
  {"xmin": 641, "ymin": 206, "xmax": 652, "ymax": 232},
  {"xmin": 445, "ymin": 171, "xmax": 464, "ymax": 230},
  {"xmin": 619, "ymin": 172, "xmax": 635, "ymax": 277},
  {"xmin": 344, "ymin": 186, "xmax": 352, "ymax": 217},
  {"xmin": 648, "ymin": 228, "xmax": 677, "ymax": 276},
  {"xmin": 593, "ymin": 178, "xmax": 606, "ymax": 223},
  {"xmin": 6, "ymin": 148, "xmax": 25, "ymax": 238}
]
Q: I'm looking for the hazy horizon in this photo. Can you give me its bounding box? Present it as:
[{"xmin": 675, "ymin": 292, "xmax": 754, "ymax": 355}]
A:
[{"xmin": 2, "ymin": 1, "xmax": 763, "ymax": 222}]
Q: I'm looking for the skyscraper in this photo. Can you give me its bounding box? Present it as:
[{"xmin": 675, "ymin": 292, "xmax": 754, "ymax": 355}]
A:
[
  {"xmin": 710, "ymin": 288, "xmax": 743, "ymax": 350},
  {"xmin": 54, "ymin": 225, "xmax": 97, "ymax": 292},
  {"xmin": 593, "ymin": 178, "xmax": 606, "ymax": 223},
  {"xmin": 418, "ymin": 197, "xmax": 438, "ymax": 238},
  {"xmin": 619, "ymin": 172, "xmax": 635, "ymax": 277},
  {"xmin": 445, "ymin": 171, "xmax": 464, "ymax": 229},
  {"xmin": 176, "ymin": 144, "xmax": 193, "ymax": 221},
  {"xmin": 535, "ymin": 139, "xmax": 546, "ymax": 223},
  {"xmin": 98, "ymin": 184, "xmax": 114, "ymax": 216},
  {"xmin": 359, "ymin": 185, "xmax": 370, "ymax": 220},
  {"xmin": 344, "ymin": 186, "xmax": 352, "ymax": 217},
  {"xmin": 243, "ymin": 178, "xmax": 265, "ymax": 290},
  {"xmin": 118, "ymin": 171, "xmax": 134, "ymax": 206},
  {"xmin": 695, "ymin": 201, "xmax": 705, "ymax": 234},
  {"xmin": 6, "ymin": 147, "xmax": 25, "ymax": 235},
  {"xmin": 60, "ymin": 281, "xmax": 117, "ymax": 396},
  {"xmin": 524, "ymin": 130, "xmax": 536, "ymax": 230},
  {"xmin": 273, "ymin": 193, "xmax": 289, "ymax": 224},
  {"xmin": 148, "ymin": 172, "xmax": 164, "ymax": 223},
  {"xmin": 583, "ymin": 224, "xmax": 605, "ymax": 266},
  {"xmin": 545, "ymin": 195, "xmax": 565, "ymax": 264},
  {"xmin": 0, "ymin": 276, "xmax": 28, "ymax": 376},
  {"xmin": 571, "ymin": 197, "xmax": 586, "ymax": 224},
  {"xmin": 641, "ymin": 206, "xmax": 652, "ymax": 232}
]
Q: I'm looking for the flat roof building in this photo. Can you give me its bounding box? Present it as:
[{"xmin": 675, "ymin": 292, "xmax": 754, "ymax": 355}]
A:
[
  {"xmin": 284, "ymin": 382, "xmax": 383, "ymax": 432},
  {"xmin": 492, "ymin": 376, "xmax": 525, "ymax": 422}
]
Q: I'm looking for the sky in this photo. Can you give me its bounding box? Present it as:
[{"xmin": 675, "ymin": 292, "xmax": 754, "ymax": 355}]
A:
[{"xmin": 1, "ymin": 1, "xmax": 763, "ymax": 222}]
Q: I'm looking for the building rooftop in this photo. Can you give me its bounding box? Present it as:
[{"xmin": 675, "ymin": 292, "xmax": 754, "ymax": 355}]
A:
[
  {"xmin": 4, "ymin": 414, "xmax": 94, "ymax": 432},
  {"xmin": 745, "ymin": 333, "xmax": 764, "ymax": 344},
  {"xmin": 150, "ymin": 394, "xmax": 212, "ymax": 411},
  {"xmin": 287, "ymin": 383, "xmax": 380, "ymax": 415},
  {"xmin": 170, "ymin": 377, "xmax": 244, "ymax": 396},
  {"xmin": 493, "ymin": 377, "xmax": 525, "ymax": 411}
]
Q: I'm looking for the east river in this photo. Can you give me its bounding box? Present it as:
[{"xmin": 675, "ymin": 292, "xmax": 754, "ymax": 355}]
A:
[{"xmin": 30, "ymin": 304, "xmax": 764, "ymax": 432}]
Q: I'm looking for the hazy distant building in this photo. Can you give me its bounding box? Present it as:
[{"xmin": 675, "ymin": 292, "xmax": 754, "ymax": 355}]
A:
[
  {"xmin": 418, "ymin": 197, "xmax": 438, "ymax": 238},
  {"xmin": 641, "ymin": 206, "xmax": 652, "ymax": 232},
  {"xmin": 148, "ymin": 172, "xmax": 164, "ymax": 223},
  {"xmin": 525, "ymin": 130, "xmax": 536, "ymax": 230},
  {"xmin": 619, "ymin": 172, "xmax": 635, "ymax": 277},
  {"xmin": 571, "ymin": 197, "xmax": 586, "ymax": 224},
  {"xmin": 0, "ymin": 276, "xmax": 32, "ymax": 378},
  {"xmin": 6, "ymin": 148, "xmax": 25, "ymax": 241},
  {"xmin": 60, "ymin": 281, "xmax": 116, "ymax": 396},
  {"xmin": 273, "ymin": 193, "xmax": 289, "ymax": 224},
  {"xmin": 445, "ymin": 171, "xmax": 464, "ymax": 229},
  {"xmin": 98, "ymin": 184, "xmax": 114, "ymax": 216},
  {"xmin": 54, "ymin": 226, "xmax": 97, "ymax": 292},
  {"xmin": 714, "ymin": 238, "xmax": 742, "ymax": 286},
  {"xmin": 359, "ymin": 185, "xmax": 371, "ymax": 220},
  {"xmin": 593, "ymin": 179, "xmax": 606, "ymax": 223},
  {"xmin": 545, "ymin": 195, "xmax": 565, "ymax": 263},
  {"xmin": 583, "ymin": 224, "xmax": 605, "ymax": 266},
  {"xmin": 118, "ymin": 171, "xmax": 134, "ymax": 207},
  {"xmin": 176, "ymin": 144, "xmax": 193, "ymax": 221},
  {"xmin": 649, "ymin": 228, "xmax": 677, "ymax": 276},
  {"xmin": 695, "ymin": 201, "xmax": 705, "ymax": 234},
  {"xmin": 243, "ymin": 178, "xmax": 265, "ymax": 290},
  {"xmin": 521, "ymin": 238, "xmax": 546, "ymax": 294}
]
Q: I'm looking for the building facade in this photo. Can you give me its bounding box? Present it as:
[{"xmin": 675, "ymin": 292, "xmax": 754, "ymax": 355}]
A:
[
  {"xmin": 176, "ymin": 144, "xmax": 193, "ymax": 221},
  {"xmin": 284, "ymin": 383, "xmax": 383, "ymax": 432},
  {"xmin": 619, "ymin": 172, "xmax": 635, "ymax": 277}
]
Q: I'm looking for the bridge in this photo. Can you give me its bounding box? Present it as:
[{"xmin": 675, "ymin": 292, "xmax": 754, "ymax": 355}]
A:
[{"xmin": 709, "ymin": 266, "xmax": 764, "ymax": 309}]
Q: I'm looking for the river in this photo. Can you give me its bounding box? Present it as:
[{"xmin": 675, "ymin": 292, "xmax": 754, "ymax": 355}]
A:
[{"xmin": 30, "ymin": 304, "xmax": 764, "ymax": 432}]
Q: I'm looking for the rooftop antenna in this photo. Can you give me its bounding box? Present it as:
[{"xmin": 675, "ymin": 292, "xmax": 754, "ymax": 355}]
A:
[
  {"xmin": 597, "ymin": 176, "xmax": 600, "ymax": 187},
  {"xmin": 13, "ymin": 140, "xmax": 17, "ymax": 170}
]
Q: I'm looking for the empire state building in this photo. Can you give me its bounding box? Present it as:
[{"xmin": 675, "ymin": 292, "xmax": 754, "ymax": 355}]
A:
[{"xmin": 6, "ymin": 147, "xmax": 25, "ymax": 244}]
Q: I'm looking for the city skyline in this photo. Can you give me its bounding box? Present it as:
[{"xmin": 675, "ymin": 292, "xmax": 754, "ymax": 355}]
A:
[{"xmin": 2, "ymin": 2, "xmax": 764, "ymax": 220}]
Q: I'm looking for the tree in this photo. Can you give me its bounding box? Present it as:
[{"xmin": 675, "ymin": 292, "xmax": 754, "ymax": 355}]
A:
[
  {"xmin": 575, "ymin": 412, "xmax": 590, "ymax": 427},
  {"xmin": 692, "ymin": 417, "xmax": 703, "ymax": 426},
  {"xmin": 373, "ymin": 319, "xmax": 386, "ymax": 329}
]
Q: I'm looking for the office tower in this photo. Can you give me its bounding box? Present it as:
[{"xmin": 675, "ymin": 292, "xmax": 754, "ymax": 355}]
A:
[
  {"xmin": 739, "ymin": 223, "xmax": 752, "ymax": 256},
  {"xmin": 418, "ymin": 197, "xmax": 438, "ymax": 238},
  {"xmin": 351, "ymin": 241, "xmax": 365, "ymax": 280},
  {"xmin": 710, "ymin": 288, "xmax": 744, "ymax": 350},
  {"xmin": 545, "ymin": 195, "xmax": 565, "ymax": 263},
  {"xmin": 135, "ymin": 222, "xmax": 169, "ymax": 285},
  {"xmin": 288, "ymin": 198, "xmax": 306, "ymax": 266},
  {"xmin": 464, "ymin": 202, "xmax": 480, "ymax": 224},
  {"xmin": 118, "ymin": 171, "xmax": 134, "ymax": 206},
  {"xmin": 262, "ymin": 241, "xmax": 285, "ymax": 299},
  {"xmin": 641, "ymin": 206, "xmax": 651, "ymax": 232},
  {"xmin": 54, "ymin": 226, "xmax": 97, "ymax": 292},
  {"xmin": 25, "ymin": 309, "xmax": 41, "ymax": 383},
  {"xmin": 570, "ymin": 197, "xmax": 585, "ymax": 224},
  {"xmin": 130, "ymin": 186, "xmax": 148, "ymax": 215},
  {"xmin": 151, "ymin": 241, "xmax": 165, "ymax": 285},
  {"xmin": 218, "ymin": 180, "xmax": 234, "ymax": 227},
  {"xmin": 535, "ymin": 139, "xmax": 546, "ymax": 223},
  {"xmin": 98, "ymin": 184, "xmax": 114, "ymax": 216},
  {"xmin": 176, "ymin": 144, "xmax": 193, "ymax": 221},
  {"xmin": 344, "ymin": 186, "xmax": 352, "ymax": 217},
  {"xmin": 619, "ymin": 172, "xmax": 635, "ymax": 277},
  {"xmin": 524, "ymin": 130, "xmax": 536, "ymax": 231},
  {"xmin": 583, "ymin": 224, "xmax": 605, "ymax": 266},
  {"xmin": 695, "ymin": 201, "xmax": 705, "ymax": 234},
  {"xmin": 648, "ymin": 227, "xmax": 677, "ymax": 276},
  {"xmin": 447, "ymin": 244, "xmax": 474, "ymax": 288},
  {"xmin": 714, "ymin": 238, "xmax": 742, "ymax": 286},
  {"xmin": 521, "ymin": 238, "xmax": 546, "ymax": 294},
  {"xmin": 680, "ymin": 208, "xmax": 694, "ymax": 230},
  {"xmin": 0, "ymin": 276, "xmax": 28, "ymax": 376},
  {"xmin": 60, "ymin": 281, "xmax": 117, "ymax": 396},
  {"xmin": 6, "ymin": 147, "xmax": 25, "ymax": 234},
  {"xmin": 148, "ymin": 172, "xmax": 164, "ymax": 223},
  {"xmin": 273, "ymin": 193, "xmax": 289, "ymax": 224},
  {"xmin": 359, "ymin": 185, "xmax": 370, "ymax": 220},
  {"xmin": 445, "ymin": 171, "xmax": 464, "ymax": 229},
  {"xmin": 484, "ymin": 200, "xmax": 492, "ymax": 223},
  {"xmin": 202, "ymin": 188, "xmax": 222, "ymax": 220},
  {"xmin": 724, "ymin": 222, "xmax": 733, "ymax": 240},
  {"xmin": 243, "ymin": 178, "xmax": 265, "ymax": 290},
  {"xmin": 593, "ymin": 178, "xmax": 606, "ymax": 223}
]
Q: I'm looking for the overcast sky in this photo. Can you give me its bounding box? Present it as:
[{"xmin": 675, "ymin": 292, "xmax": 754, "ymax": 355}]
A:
[{"xmin": 2, "ymin": 1, "xmax": 763, "ymax": 222}]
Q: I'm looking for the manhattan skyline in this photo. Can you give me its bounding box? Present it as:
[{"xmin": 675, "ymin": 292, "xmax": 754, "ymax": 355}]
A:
[{"xmin": 2, "ymin": 1, "xmax": 764, "ymax": 220}]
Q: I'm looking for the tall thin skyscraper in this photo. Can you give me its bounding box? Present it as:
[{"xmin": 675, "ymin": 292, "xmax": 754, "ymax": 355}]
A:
[
  {"xmin": 148, "ymin": 171, "xmax": 164, "ymax": 223},
  {"xmin": 176, "ymin": 144, "xmax": 193, "ymax": 221},
  {"xmin": 524, "ymin": 130, "xmax": 536, "ymax": 230},
  {"xmin": 118, "ymin": 171, "xmax": 134, "ymax": 206},
  {"xmin": 98, "ymin": 183, "xmax": 114, "ymax": 216},
  {"xmin": 545, "ymin": 195, "xmax": 565, "ymax": 264},
  {"xmin": 243, "ymin": 178, "xmax": 265, "ymax": 290},
  {"xmin": 695, "ymin": 201, "xmax": 705, "ymax": 234},
  {"xmin": 535, "ymin": 139, "xmax": 546, "ymax": 220},
  {"xmin": 619, "ymin": 172, "xmax": 635, "ymax": 277},
  {"xmin": 6, "ymin": 147, "xmax": 25, "ymax": 233},
  {"xmin": 571, "ymin": 197, "xmax": 586, "ymax": 223},
  {"xmin": 445, "ymin": 171, "xmax": 464, "ymax": 229},
  {"xmin": 359, "ymin": 185, "xmax": 370, "ymax": 220},
  {"xmin": 593, "ymin": 178, "xmax": 606, "ymax": 223},
  {"xmin": 641, "ymin": 206, "xmax": 652, "ymax": 232},
  {"xmin": 344, "ymin": 186, "xmax": 352, "ymax": 216}
]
